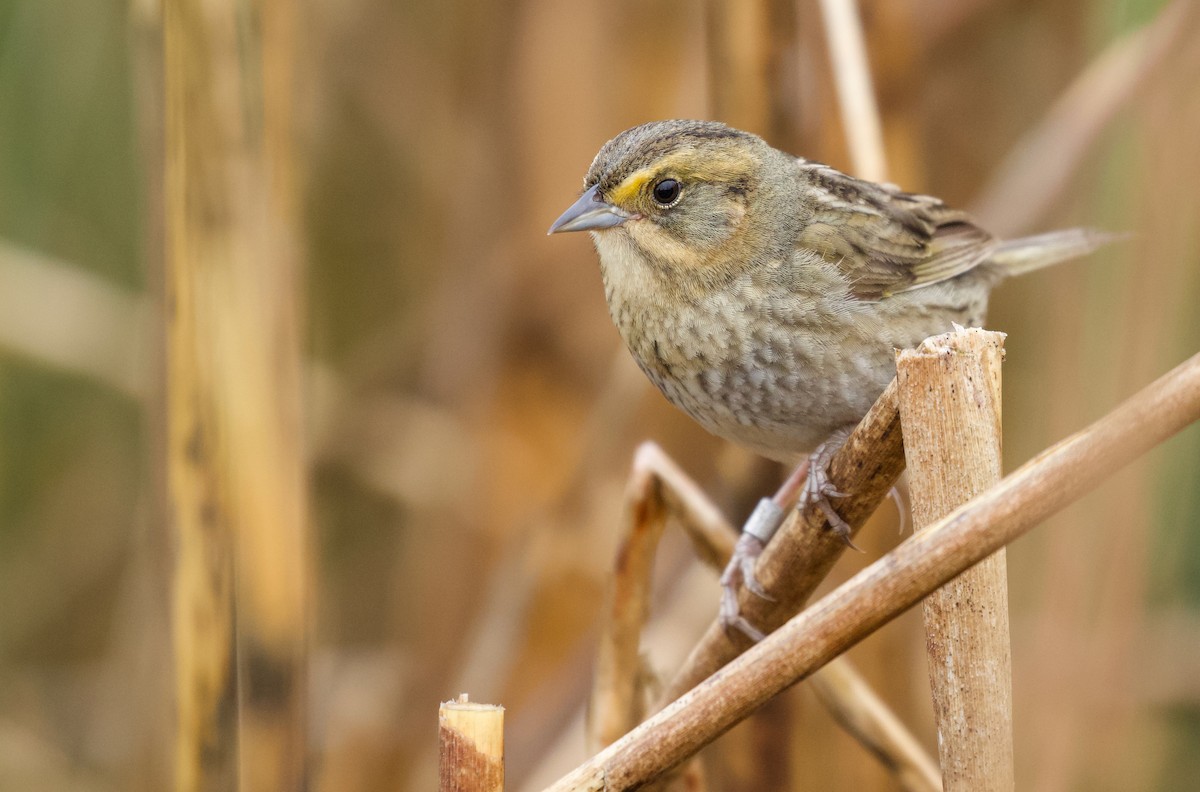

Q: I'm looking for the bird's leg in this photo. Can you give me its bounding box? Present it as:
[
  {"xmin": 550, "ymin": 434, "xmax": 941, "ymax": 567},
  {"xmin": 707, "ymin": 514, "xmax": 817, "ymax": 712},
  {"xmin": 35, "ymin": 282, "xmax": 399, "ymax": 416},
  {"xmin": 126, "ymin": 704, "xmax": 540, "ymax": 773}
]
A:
[
  {"xmin": 718, "ymin": 460, "xmax": 809, "ymax": 639},
  {"xmin": 719, "ymin": 426, "xmax": 858, "ymax": 639},
  {"xmin": 802, "ymin": 425, "xmax": 858, "ymax": 550}
]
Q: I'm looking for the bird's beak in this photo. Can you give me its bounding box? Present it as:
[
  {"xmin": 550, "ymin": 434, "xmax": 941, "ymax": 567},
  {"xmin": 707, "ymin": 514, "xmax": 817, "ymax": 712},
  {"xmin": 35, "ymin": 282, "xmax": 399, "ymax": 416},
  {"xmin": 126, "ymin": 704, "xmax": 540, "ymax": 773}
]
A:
[{"xmin": 547, "ymin": 185, "xmax": 634, "ymax": 235}]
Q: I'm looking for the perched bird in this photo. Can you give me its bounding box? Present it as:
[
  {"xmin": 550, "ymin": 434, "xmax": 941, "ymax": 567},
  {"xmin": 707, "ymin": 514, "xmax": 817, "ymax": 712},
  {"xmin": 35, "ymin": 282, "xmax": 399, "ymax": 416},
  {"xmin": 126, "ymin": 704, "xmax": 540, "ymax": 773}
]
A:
[{"xmin": 549, "ymin": 119, "xmax": 1111, "ymax": 632}]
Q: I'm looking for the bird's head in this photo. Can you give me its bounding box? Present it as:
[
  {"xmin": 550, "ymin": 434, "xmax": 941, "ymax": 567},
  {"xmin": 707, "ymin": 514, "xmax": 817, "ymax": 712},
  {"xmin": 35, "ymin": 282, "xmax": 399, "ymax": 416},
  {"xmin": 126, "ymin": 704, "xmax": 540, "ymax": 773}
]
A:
[{"xmin": 549, "ymin": 120, "xmax": 781, "ymax": 278}]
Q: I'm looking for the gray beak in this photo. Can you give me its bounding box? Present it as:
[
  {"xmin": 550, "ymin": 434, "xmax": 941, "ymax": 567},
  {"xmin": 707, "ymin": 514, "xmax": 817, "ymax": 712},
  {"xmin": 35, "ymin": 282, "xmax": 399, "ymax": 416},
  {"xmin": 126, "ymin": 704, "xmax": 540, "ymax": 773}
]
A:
[{"xmin": 547, "ymin": 185, "xmax": 634, "ymax": 235}]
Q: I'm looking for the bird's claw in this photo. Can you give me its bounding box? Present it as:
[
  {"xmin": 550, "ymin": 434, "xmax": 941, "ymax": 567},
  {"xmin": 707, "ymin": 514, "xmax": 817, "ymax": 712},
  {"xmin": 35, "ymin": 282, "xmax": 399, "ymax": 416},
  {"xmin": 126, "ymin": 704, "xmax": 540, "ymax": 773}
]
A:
[
  {"xmin": 802, "ymin": 429, "xmax": 861, "ymax": 550},
  {"xmin": 805, "ymin": 475, "xmax": 847, "ymax": 500},
  {"xmin": 813, "ymin": 495, "xmax": 861, "ymax": 551},
  {"xmin": 719, "ymin": 533, "xmax": 773, "ymax": 602},
  {"xmin": 719, "ymin": 532, "xmax": 775, "ymax": 641},
  {"xmin": 717, "ymin": 432, "xmax": 861, "ymax": 642},
  {"xmin": 802, "ymin": 453, "xmax": 847, "ymax": 501},
  {"xmin": 724, "ymin": 613, "xmax": 766, "ymax": 643}
]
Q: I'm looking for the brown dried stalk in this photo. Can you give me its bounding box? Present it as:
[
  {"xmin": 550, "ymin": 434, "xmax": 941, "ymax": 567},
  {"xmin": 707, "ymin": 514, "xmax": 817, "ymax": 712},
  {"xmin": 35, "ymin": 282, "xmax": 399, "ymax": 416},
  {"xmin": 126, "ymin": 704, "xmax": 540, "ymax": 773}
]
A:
[
  {"xmin": 543, "ymin": 351, "xmax": 1200, "ymax": 790},
  {"xmin": 589, "ymin": 445, "xmax": 672, "ymax": 748},
  {"xmin": 594, "ymin": 442, "xmax": 938, "ymax": 791},
  {"xmin": 705, "ymin": 0, "xmax": 796, "ymax": 140},
  {"xmin": 658, "ymin": 379, "xmax": 906, "ymax": 706},
  {"xmin": 897, "ymin": 329, "xmax": 1012, "ymax": 790}
]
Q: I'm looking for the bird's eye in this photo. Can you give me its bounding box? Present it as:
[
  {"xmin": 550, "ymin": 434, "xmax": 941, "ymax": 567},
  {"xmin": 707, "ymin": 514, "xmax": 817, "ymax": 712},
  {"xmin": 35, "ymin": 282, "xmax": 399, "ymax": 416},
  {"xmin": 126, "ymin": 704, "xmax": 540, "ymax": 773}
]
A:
[{"xmin": 651, "ymin": 178, "xmax": 681, "ymax": 206}]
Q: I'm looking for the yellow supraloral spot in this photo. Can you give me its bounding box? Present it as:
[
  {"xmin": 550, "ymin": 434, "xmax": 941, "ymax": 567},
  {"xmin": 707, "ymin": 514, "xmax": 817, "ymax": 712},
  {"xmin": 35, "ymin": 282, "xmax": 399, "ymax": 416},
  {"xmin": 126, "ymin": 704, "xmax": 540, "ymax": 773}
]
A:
[{"xmin": 608, "ymin": 168, "xmax": 655, "ymax": 207}]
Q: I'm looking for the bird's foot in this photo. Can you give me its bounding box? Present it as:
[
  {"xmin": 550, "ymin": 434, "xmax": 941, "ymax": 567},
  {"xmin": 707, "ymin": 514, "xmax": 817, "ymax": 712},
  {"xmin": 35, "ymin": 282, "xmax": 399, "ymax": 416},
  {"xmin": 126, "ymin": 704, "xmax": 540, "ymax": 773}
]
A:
[
  {"xmin": 717, "ymin": 427, "xmax": 860, "ymax": 641},
  {"xmin": 717, "ymin": 462, "xmax": 810, "ymax": 641},
  {"xmin": 801, "ymin": 427, "xmax": 860, "ymax": 551},
  {"xmin": 719, "ymin": 531, "xmax": 771, "ymax": 642}
]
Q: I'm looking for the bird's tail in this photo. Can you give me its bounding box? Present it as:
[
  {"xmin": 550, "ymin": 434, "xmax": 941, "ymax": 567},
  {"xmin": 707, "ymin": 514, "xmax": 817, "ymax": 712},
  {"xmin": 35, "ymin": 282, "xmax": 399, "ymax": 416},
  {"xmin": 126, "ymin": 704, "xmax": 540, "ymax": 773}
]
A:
[{"xmin": 988, "ymin": 228, "xmax": 1126, "ymax": 278}]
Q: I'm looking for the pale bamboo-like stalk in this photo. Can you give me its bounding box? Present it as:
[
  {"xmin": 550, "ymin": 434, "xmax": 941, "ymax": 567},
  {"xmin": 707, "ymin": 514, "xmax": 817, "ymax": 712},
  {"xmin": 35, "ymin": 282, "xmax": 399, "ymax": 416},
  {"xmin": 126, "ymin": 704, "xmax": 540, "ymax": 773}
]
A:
[
  {"xmin": 164, "ymin": 4, "xmax": 238, "ymax": 787},
  {"xmin": 897, "ymin": 328, "xmax": 1012, "ymax": 790},
  {"xmin": 439, "ymin": 695, "xmax": 505, "ymax": 792},
  {"xmin": 542, "ymin": 351, "xmax": 1200, "ymax": 791},
  {"xmin": 164, "ymin": 0, "xmax": 309, "ymax": 789},
  {"xmin": 818, "ymin": 0, "xmax": 887, "ymax": 181}
]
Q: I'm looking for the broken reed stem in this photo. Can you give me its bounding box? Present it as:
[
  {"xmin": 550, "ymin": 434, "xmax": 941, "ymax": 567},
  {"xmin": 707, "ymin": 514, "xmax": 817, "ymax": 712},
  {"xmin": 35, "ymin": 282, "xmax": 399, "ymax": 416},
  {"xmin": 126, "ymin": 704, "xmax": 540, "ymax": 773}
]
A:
[
  {"xmin": 659, "ymin": 379, "xmax": 906, "ymax": 707},
  {"xmin": 589, "ymin": 446, "xmax": 670, "ymax": 748},
  {"xmin": 896, "ymin": 328, "xmax": 1012, "ymax": 791},
  {"xmin": 604, "ymin": 443, "xmax": 939, "ymax": 791},
  {"xmin": 591, "ymin": 440, "xmax": 752, "ymax": 748},
  {"xmin": 439, "ymin": 695, "xmax": 504, "ymax": 792},
  {"xmin": 588, "ymin": 444, "xmax": 718, "ymax": 787},
  {"xmin": 542, "ymin": 351, "xmax": 1200, "ymax": 791}
]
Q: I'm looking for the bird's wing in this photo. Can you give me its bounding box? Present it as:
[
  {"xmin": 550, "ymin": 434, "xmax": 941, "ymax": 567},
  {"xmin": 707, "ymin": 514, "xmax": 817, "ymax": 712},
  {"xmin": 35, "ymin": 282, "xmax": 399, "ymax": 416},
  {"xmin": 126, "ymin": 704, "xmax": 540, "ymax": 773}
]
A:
[{"xmin": 794, "ymin": 159, "xmax": 997, "ymax": 300}]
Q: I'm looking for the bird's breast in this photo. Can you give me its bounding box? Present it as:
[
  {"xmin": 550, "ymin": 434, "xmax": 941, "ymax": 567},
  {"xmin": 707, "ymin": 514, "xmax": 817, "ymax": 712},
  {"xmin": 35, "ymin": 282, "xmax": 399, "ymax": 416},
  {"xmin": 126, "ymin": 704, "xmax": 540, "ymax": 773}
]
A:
[{"xmin": 596, "ymin": 243, "xmax": 880, "ymax": 458}]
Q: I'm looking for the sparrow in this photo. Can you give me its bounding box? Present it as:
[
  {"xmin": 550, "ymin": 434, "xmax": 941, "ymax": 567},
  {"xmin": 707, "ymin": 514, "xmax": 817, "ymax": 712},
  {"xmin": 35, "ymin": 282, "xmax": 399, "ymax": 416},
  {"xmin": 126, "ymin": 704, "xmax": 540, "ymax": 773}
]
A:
[{"xmin": 550, "ymin": 119, "xmax": 1111, "ymax": 634}]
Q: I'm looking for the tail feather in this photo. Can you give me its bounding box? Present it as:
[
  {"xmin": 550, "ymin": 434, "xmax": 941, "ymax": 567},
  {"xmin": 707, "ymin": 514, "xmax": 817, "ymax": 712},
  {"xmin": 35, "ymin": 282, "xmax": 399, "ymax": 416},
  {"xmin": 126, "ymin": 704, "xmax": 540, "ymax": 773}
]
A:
[{"xmin": 988, "ymin": 228, "xmax": 1126, "ymax": 278}]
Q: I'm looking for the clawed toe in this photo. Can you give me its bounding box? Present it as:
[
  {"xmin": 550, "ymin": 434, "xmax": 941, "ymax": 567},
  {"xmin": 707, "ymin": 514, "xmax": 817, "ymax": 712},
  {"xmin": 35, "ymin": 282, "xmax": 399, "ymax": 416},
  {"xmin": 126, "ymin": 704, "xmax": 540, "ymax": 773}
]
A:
[
  {"xmin": 816, "ymin": 496, "xmax": 861, "ymax": 551},
  {"xmin": 719, "ymin": 583, "xmax": 766, "ymax": 641},
  {"xmin": 720, "ymin": 533, "xmax": 776, "ymax": 601},
  {"xmin": 801, "ymin": 427, "xmax": 861, "ymax": 548},
  {"xmin": 726, "ymin": 614, "xmax": 766, "ymax": 643},
  {"xmin": 719, "ymin": 532, "xmax": 775, "ymax": 641},
  {"xmin": 803, "ymin": 467, "xmax": 847, "ymax": 503},
  {"xmin": 803, "ymin": 480, "xmax": 856, "ymax": 548},
  {"xmin": 820, "ymin": 483, "xmax": 848, "ymax": 498},
  {"xmin": 716, "ymin": 432, "xmax": 863, "ymax": 643},
  {"xmin": 740, "ymin": 553, "xmax": 774, "ymax": 601}
]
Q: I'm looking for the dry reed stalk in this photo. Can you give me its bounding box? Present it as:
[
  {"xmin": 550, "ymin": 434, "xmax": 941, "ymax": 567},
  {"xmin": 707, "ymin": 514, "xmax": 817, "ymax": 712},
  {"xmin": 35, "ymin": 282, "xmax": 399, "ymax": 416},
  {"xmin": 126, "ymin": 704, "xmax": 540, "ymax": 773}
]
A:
[
  {"xmin": 818, "ymin": 0, "xmax": 887, "ymax": 181},
  {"xmin": 589, "ymin": 446, "xmax": 670, "ymax": 748},
  {"xmin": 599, "ymin": 442, "xmax": 938, "ymax": 791},
  {"xmin": 542, "ymin": 349, "xmax": 1200, "ymax": 791},
  {"xmin": 658, "ymin": 379, "xmax": 906, "ymax": 706},
  {"xmin": 704, "ymin": 0, "xmax": 795, "ymax": 139},
  {"xmin": 164, "ymin": 0, "xmax": 309, "ymax": 789},
  {"xmin": 164, "ymin": 5, "xmax": 239, "ymax": 786},
  {"xmin": 439, "ymin": 695, "xmax": 505, "ymax": 792},
  {"xmin": 589, "ymin": 444, "xmax": 712, "ymax": 790},
  {"xmin": 897, "ymin": 328, "xmax": 1012, "ymax": 790}
]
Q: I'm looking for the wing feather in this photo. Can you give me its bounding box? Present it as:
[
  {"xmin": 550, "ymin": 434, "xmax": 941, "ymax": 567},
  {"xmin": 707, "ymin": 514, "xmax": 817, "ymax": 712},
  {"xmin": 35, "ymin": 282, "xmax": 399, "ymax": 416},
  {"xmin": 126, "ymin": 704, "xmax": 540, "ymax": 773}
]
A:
[{"xmin": 794, "ymin": 159, "xmax": 996, "ymax": 300}]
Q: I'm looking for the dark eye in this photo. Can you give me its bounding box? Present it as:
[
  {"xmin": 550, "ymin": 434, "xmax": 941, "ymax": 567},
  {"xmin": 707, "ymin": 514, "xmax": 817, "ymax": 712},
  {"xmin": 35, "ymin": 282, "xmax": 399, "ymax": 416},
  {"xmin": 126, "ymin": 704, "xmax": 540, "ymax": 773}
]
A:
[{"xmin": 652, "ymin": 178, "xmax": 681, "ymax": 206}]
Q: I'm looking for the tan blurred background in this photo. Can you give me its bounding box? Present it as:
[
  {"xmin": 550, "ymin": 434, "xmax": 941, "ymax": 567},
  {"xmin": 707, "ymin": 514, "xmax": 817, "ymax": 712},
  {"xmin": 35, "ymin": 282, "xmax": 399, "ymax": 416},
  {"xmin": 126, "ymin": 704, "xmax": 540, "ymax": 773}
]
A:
[{"xmin": 1, "ymin": 0, "xmax": 1199, "ymax": 789}]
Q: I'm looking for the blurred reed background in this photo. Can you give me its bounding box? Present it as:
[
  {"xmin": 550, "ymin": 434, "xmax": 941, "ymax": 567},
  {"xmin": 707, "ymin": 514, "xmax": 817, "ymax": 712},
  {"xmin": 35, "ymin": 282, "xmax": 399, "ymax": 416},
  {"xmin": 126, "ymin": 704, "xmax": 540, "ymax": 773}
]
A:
[{"xmin": 0, "ymin": 0, "xmax": 1198, "ymax": 790}]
